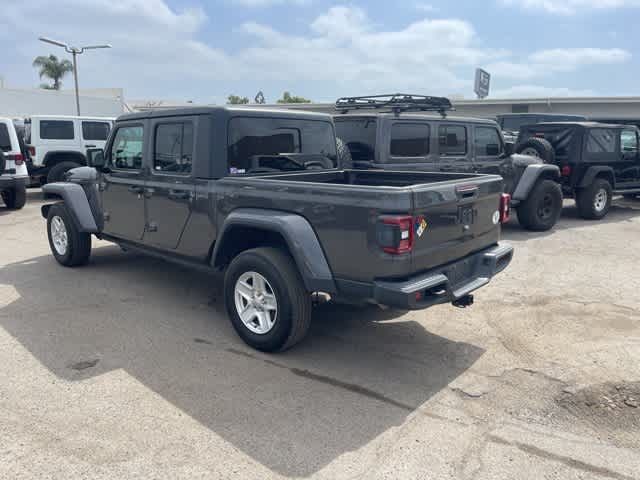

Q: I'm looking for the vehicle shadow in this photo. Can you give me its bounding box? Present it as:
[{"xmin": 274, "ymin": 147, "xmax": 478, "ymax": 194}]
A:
[
  {"xmin": 503, "ymin": 198, "xmax": 640, "ymax": 241},
  {"xmin": 0, "ymin": 247, "xmax": 483, "ymax": 477}
]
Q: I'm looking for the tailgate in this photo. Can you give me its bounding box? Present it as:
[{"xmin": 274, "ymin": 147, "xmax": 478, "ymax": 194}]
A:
[{"xmin": 410, "ymin": 175, "xmax": 503, "ymax": 276}]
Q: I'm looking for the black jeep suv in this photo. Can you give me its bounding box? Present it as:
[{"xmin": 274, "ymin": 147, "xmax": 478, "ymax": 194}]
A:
[
  {"xmin": 334, "ymin": 94, "xmax": 563, "ymax": 232},
  {"xmin": 516, "ymin": 122, "xmax": 640, "ymax": 219}
]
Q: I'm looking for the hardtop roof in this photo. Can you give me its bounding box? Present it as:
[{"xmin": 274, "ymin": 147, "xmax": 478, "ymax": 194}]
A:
[
  {"xmin": 522, "ymin": 121, "xmax": 637, "ymax": 130},
  {"xmin": 117, "ymin": 106, "xmax": 333, "ymax": 122}
]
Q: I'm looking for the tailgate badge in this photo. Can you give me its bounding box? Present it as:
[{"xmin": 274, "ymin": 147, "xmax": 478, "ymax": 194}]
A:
[{"xmin": 415, "ymin": 217, "xmax": 428, "ymax": 237}]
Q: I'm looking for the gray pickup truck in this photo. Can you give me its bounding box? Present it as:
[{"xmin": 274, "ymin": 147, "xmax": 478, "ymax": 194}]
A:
[{"xmin": 41, "ymin": 106, "xmax": 513, "ymax": 352}]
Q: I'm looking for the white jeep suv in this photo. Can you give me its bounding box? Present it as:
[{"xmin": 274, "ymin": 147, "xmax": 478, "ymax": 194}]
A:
[{"xmin": 0, "ymin": 117, "xmax": 29, "ymax": 210}]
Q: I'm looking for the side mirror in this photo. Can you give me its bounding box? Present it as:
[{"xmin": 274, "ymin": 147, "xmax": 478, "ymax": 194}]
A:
[
  {"xmin": 86, "ymin": 148, "xmax": 105, "ymax": 169},
  {"xmin": 503, "ymin": 142, "xmax": 515, "ymax": 156}
]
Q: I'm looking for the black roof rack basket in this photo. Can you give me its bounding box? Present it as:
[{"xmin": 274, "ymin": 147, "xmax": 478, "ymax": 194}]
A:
[{"xmin": 335, "ymin": 94, "xmax": 454, "ymax": 117}]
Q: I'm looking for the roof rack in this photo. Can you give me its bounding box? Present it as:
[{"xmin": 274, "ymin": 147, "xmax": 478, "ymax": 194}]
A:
[{"xmin": 335, "ymin": 94, "xmax": 454, "ymax": 117}]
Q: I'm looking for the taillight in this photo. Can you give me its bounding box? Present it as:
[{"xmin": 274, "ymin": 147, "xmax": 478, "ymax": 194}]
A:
[
  {"xmin": 28, "ymin": 145, "xmax": 35, "ymax": 157},
  {"xmin": 499, "ymin": 193, "xmax": 511, "ymax": 224},
  {"xmin": 378, "ymin": 215, "xmax": 414, "ymax": 255},
  {"xmin": 561, "ymin": 165, "xmax": 571, "ymax": 176},
  {"xmin": 7, "ymin": 153, "xmax": 24, "ymax": 165}
]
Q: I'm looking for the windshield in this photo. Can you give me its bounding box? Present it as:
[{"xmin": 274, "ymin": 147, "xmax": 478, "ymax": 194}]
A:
[
  {"xmin": 334, "ymin": 118, "xmax": 377, "ymax": 161},
  {"xmin": 227, "ymin": 117, "xmax": 337, "ymax": 174}
]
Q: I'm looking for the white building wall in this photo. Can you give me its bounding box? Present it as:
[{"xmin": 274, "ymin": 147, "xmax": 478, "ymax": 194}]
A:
[{"xmin": 0, "ymin": 87, "xmax": 125, "ymax": 118}]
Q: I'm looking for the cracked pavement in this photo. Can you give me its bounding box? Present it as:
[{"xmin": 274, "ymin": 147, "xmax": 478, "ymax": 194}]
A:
[{"xmin": 1, "ymin": 191, "xmax": 639, "ymax": 479}]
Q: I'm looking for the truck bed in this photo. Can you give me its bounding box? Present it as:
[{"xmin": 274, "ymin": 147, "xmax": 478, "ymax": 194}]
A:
[{"xmin": 218, "ymin": 169, "xmax": 505, "ymax": 285}]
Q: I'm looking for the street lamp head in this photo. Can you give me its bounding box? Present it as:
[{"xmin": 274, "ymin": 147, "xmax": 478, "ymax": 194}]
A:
[
  {"xmin": 38, "ymin": 36, "xmax": 68, "ymax": 48},
  {"xmin": 82, "ymin": 44, "xmax": 112, "ymax": 50}
]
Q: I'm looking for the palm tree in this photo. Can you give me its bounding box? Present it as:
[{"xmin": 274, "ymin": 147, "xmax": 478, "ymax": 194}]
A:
[{"xmin": 32, "ymin": 54, "xmax": 73, "ymax": 90}]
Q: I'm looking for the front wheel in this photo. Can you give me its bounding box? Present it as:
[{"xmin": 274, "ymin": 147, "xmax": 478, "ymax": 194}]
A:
[
  {"xmin": 47, "ymin": 203, "xmax": 92, "ymax": 266},
  {"xmin": 516, "ymin": 179, "xmax": 563, "ymax": 231},
  {"xmin": 1, "ymin": 183, "xmax": 27, "ymax": 210},
  {"xmin": 224, "ymin": 247, "xmax": 311, "ymax": 352},
  {"xmin": 575, "ymin": 178, "xmax": 612, "ymax": 220}
]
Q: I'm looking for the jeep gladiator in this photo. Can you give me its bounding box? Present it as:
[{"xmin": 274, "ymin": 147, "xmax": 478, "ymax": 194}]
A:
[{"xmin": 41, "ymin": 106, "xmax": 513, "ymax": 352}]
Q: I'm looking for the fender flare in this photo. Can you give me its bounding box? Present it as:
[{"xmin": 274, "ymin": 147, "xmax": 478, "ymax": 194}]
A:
[
  {"xmin": 512, "ymin": 164, "xmax": 560, "ymax": 202},
  {"xmin": 212, "ymin": 208, "xmax": 336, "ymax": 294},
  {"xmin": 578, "ymin": 166, "xmax": 615, "ymax": 189},
  {"xmin": 43, "ymin": 151, "xmax": 87, "ymax": 167},
  {"xmin": 41, "ymin": 183, "xmax": 99, "ymax": 232}
]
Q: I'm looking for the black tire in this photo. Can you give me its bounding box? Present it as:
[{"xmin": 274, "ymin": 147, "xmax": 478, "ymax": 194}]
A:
[
  {"xmin": 46, "ymin": 203, "xmax": 92, "ymax": 266},
  {"xmin": 224, "ymin": 247, "xmax": 311, "ymax": 352},
  {"xmin": 336, "ymin": 137, "xmax": 353, "ymax": 168},
  {"xmin": 1, "ymin": 183, "xmax": 27, "ymax": 210},
  {"xmin": 47, "ymin": 161, "xmax": 82, "ymax": 184},
  {"xmin": 515, "ymin": 137, "xmax": 556, "ymax": 164},
  {"xmin": 575, "ymin": 178, "xmax": 612, "ymax": 220},
  {"xmin": 516, "ymin": 179, "xmax": 563, "ymax": 231}
]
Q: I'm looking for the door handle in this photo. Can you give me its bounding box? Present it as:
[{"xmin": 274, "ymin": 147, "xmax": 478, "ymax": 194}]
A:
[
  {"xmin": 128, "ymin": 185, "xmax": 144, "ymax": 194},
  {"xmin": 85, "ymin": 144, "xmax": 96, "ymax": 148},
  {"xmin": 168, "ymin": 190, "xmax": 191, "ymax": 200}
]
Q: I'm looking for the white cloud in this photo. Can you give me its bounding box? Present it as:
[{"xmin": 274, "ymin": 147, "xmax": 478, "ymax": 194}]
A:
[
  {"xmin": 230, "ymin": 0, "xmax": 310, "ymax": 6},
  {"xmin": 415, "ymin": 3, "xmax": 439, "ymax": 12},
  {"xmin": 487, "ymin": 48, "xmax": 631, "ymax": 80},
  {"xmin": 500, "ymin": 0, "xmax": 640, "ymax": 14},
  {"xmin": 491, "ymin": 84, "xmax": 596, "ymax": 98},
  {"xmin": 0, "ymin": 1, "xmax": 632, "ymax": 102}
]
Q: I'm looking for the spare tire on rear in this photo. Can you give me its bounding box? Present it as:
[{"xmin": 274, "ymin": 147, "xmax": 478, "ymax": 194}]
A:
[{"xmin": 516, "ymin": 137, "xmax": 555, "ymax": 164}]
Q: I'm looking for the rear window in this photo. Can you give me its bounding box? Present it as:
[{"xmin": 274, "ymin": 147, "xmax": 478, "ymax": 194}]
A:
[
  {"xmin": 390, "ymin": 123, "xmax": 430, "ymax": 157},
  {"xmin": 228, "ymin": 117, "xmax": 337, "ymax": 174},
  {"xmin": 586, "ymin": 129, "xmax": 616, "ymax": 153},
  {"xmin": 0, "ymin": 124, "xmax": 11, "ymax": 151},
  {"xmin": 334, "ymin": 118, "xmax": 377, "ymax": 161},
  {"xmin": 438, "ymin": 125, "xmax": 467, "ymax": 156},
  {"xmin": 40, "ymin": 120, "xmax": 74, "ymax": 140},
  {"xmin": 82, "ymin": 121, "xmax": 111, "ymax": 141}
]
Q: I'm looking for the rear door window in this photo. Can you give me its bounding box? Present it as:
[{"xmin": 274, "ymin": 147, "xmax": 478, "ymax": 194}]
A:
[
  {"xmin": 40, "ymin": 120, "xmax": 75, "ymax": 140},
  {"xmin": 474, "ymin": 127, "xmax": 502, "ymax": 156},
  {"xmin": 586, "ymin": 129, "xmax": 616, "ymax": 153},
  {"xmin": 154, "ymin": 122, "xmax": 194, "ymax": 174},
  {"xmin": 438, "ymin": 125, "xmax": 467, "ymax": 156},
  {"xmin": 620, "ymin": 130, "xmax": 638, "ymax": 153},
  {"xmin": 390, "ymin": 123, "xmax": 430, "ymax": 157},
  {"xmin": 82, "ymin": 121, "xmax": 111, "ymax": 141}
]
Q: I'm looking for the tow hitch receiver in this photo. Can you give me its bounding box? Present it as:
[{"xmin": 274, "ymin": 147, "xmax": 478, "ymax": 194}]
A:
[{"xmin": 452, "ymin": 294, "xmax": 474, "ymax": 308}]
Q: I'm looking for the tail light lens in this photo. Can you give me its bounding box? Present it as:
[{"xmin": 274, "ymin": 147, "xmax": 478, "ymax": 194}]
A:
[
  {"xmin": 7, "ymin": 153, "xmax": 24, "ymax": 165},
  {"xmin": 28, "ymin": 145, "xmax": 35, "ymax": 157},
  {"xmin": 561, "ymin": 165, "xmax": 571, "ymax": 176},
  {"xmin": 377, "ymin": 215, "xmax": 414, "ymax": 255},
  {"xmin": 500, "ymin": 193, "xmax": 511, "ymax": 224}
]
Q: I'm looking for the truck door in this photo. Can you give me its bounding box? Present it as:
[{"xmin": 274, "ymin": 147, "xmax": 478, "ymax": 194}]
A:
[
  {"xmin": 101, "ymin": 122, "xmax": 146, "ymax": 241},
  {"xmin": 81, "ymin": 120, "xmax": 112, "ymax": 151},
  {"xmin": 436, "ymin": 124, "xmax": 473, "ymax": 173},
  {"xmin": 143, "ymin": 118, "xmax": 195, "ymax": 250},
  {"xmin": 473, "ymin": 126, "xmax": 504, "ymax": 175}
]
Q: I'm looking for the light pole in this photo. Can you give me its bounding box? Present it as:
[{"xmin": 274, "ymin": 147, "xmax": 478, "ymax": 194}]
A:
[{"xmin": 38, "ymin": 37, "xmax": 111, "ymax": 116}]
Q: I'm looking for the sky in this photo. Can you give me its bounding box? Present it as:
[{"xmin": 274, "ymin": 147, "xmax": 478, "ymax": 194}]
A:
[{"xmin": 1, "ymin": 0, "xmax": 640, "ymax": 104}]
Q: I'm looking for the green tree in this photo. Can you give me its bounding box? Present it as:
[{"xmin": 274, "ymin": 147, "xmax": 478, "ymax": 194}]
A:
[
  {"xmin": 32, "ymin": 54, "xmax": 73, "ymax": 90},
  {"xmin": 277, "ymin": 91, "xmax": 311, "ymax": 104},
  {"xmin": 227, "ymin": 94, "xmax": 250, "ymax": 104}
]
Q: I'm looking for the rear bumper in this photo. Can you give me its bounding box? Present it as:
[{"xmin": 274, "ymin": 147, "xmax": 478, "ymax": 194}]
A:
[{"xmin": 371, "ymin": 243, "xmax": 513, "ymax": 310}]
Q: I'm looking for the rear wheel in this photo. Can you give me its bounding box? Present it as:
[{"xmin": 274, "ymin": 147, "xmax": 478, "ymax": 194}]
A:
[
  {"xmin": 516, "ymin": 179, "xmax": 563, "ymax": 231},
  {"xmin": 224, "ymin": 247, "xmax": 311, "ymax": 352},
  {"xmin": 575, "ymin": 178, "xmax": 612, "ymax": 220},
  {"xmin": 47, "ymin": 161, "xmax": 82, "ymax": 184},
  {"xmin": 1, "ymin": 183, "xmax": 27, "ymax": 210},
  {"xmin": 46, "ymin": 203, "xmax": 92, "ymax": 266}
]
